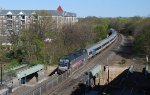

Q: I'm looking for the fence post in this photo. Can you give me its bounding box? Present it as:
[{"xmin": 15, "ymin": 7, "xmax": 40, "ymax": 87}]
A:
[
  {"xmin": 61, "ymin": 74, "xmax": 63, "ymax": 83},
  {"xmin": 57, "ymin": 77, "xmax": 58, "ymax": 85},
  {"xmin": 40, "ymin": 87, "xmax": 41, "ymax": 95},
  {"xmin": 52, "ymin": 79, "xmax": 53, "ymax": 88},
  {"xmin": 33, "ymin": 90, "xmax": 34, "ymax": 95},
  {"xmin": 64, "ymin": 73, "xmax": 66, "ymax": 79},
  {"xmin": 62, "ymin": 73, "xmax": 64, "ymax": 81},
  {"xmin": 66, "ymin": 71, "xmax": 68, "ymax": 78},
  {"xmin": 69, "ymin": 69, "xmax": 71, "ymax": 75},
  {"xmin": 65, "ymin": 72, "xmax": 67, "ymax": 79}
]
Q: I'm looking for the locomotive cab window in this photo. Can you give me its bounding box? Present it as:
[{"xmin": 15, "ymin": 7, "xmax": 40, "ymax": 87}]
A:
[{"xmin": 89, "ymin": 51, "xmax": 92, "ymax": 55}]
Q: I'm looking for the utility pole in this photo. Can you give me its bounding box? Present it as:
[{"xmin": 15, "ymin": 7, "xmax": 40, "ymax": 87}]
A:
[
  {"xmin": 146, "ymin": 55, "xmax": 149, "ymax": 62},
  {"xmin": 1, "ymin": 62, "xmax": 2, "ymax": 85},
  {"xmin": 108, "ymin": 66, "xmax": 109, "ymax": 84},
  {"xmin": 106, "ymin": 57, "xmax": 110, "ymax": 84}
]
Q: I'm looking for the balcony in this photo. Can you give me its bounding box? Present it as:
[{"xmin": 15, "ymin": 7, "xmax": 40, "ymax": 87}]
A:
[
  {"xmin": 21, "ymin": 20, "xmax": 25, "ymax": 25},
  {"xmin": 7, "ymin": 25, "xmax": 13, "ymax": 30},
  {"xmin": 7, "ymin": 20, "xmax": 13, "ymax": 25},
  {"xmin": 7, "ymin": 28, "xmax": 13, "ymax": 31},
  {"xmin": 20, "ymin": 15, "xmax": 25, "ymax": 20},
  {"xmin": 6, "ymin": 15, "xmax": 13, "ymax": 20}
]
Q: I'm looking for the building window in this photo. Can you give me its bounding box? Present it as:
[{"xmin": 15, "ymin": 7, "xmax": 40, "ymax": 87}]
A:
[
  {"xmin": 7, "ymin": 20, "xmax": 12, "ymax": 24},
  {"xmin": 16, "ymin": 25, "xmax": 19, "ymax": 28},
  {"xmin": 16, "ymin": 20, "xmax": 19, "ymax": 23},
  {"xmin": 6, "ymin": 15, "xmax": 12, "ymax": 19},
  {"xmin": 21, "ymin": 15, "xmax": 25, "ymax": 19},
  {"xmin": 7, "ymin": 25, "xmax": 12, "ymax": 29},
  {"xmin": 22, "ymin": 20, "xmax": 25, "ymax": 24}
]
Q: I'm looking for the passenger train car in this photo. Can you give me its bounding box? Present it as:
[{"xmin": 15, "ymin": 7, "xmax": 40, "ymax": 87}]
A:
[{"xmin": 58, "ymin": 28, "xmax": 117, "ymax": 73}]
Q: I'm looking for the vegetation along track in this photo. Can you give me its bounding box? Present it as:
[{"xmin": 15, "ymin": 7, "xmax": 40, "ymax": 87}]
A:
[{"xmin": 48, "ymin": 33, "xmax": 123, "ymax": 95}]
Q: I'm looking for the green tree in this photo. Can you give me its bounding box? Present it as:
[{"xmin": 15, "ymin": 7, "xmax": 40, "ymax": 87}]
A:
[
  {"xmin": 7, "ymin": 10, "xmax": 53, "ymax": 66},
  {"xmin": 94, "ymin": 24, "xmax": 108, "ymax": 42}
]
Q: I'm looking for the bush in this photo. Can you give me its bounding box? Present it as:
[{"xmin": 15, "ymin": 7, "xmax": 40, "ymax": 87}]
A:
[{"xmin": 118, "ymin": 59, "xmax": 126, "ymax": 64}]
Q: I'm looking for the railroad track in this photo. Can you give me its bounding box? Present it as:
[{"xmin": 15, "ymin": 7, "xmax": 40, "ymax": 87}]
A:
[{"xmin": 48, "ymin": 33, "xmax": 123, "ymax": 95}]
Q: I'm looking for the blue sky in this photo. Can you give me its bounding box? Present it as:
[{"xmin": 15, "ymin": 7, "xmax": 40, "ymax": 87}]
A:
[{"xmin": 0, "ymin": 0, "xmax": 150, "ymax": 17}]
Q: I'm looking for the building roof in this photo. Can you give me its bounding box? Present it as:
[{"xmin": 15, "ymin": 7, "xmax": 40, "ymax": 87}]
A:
[
  {"xmin": 57, "ymin": 5, "xmax": 63, "ymax": 11},
  {"xmin": 0, "ymin": 10, "xmax": 76, "ymax": 17},
  {"xmin": 17, "ymin": 64, "xmax": 44, "ymax": 79}
]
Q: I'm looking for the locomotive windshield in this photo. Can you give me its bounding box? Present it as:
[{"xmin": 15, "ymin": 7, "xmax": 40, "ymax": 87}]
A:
[
  {"xmin": 80, "ymin": 49, "xmax": 87, "ymax": 54},
  {"xmin": 59, "ymin": 59, "xmax": 69, "ymax": 67}
]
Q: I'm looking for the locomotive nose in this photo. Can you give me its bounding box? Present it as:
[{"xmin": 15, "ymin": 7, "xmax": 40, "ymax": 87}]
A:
[{"xmin": 58, "ymin": 66, "xmax": 68, "ymax": 71}]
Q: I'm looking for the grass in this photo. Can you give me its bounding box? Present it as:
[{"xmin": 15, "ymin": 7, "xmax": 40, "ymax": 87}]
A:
[{"xmin": 3, "ymin": 59, "xmax": 20, "ymax": 70}]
